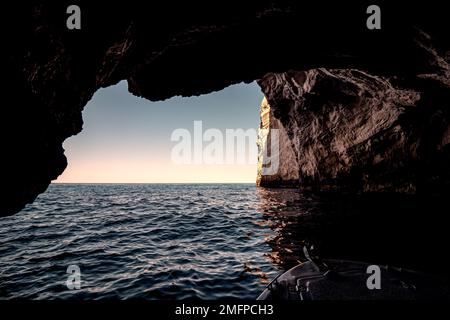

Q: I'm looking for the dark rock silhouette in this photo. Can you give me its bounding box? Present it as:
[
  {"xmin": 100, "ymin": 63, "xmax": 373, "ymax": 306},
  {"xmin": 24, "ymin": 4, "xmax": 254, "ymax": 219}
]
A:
[{"xmin": 2, "ymin": 1, "xmax": 450, "ymax": 215}]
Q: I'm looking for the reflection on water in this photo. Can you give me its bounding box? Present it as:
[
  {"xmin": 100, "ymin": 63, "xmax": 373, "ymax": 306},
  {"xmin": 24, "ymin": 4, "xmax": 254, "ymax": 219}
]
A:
[
  {"xmin": 0, "ymin": 184, "xmax": 448, "ymax": 299},
  {"xmin": 256, "ymin": 188, "xmax": 450, "ymax": 275},
  {"xmin": 256, "ymin": 188, "xmax": 321, "ymax": 268}
]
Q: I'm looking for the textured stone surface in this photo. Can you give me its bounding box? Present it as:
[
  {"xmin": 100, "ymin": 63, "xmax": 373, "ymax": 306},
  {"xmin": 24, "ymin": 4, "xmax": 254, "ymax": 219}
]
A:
[
  {"xmin": 257, "ymin": 97, "xmax": 300, "ymax": 186},
  {"xmin": 2, "ymin": 1, "xmax": 450, "ymax": 215},
  {"xmin": 257, "ymin": 62, "xmax": 450, "ymax": 193}
]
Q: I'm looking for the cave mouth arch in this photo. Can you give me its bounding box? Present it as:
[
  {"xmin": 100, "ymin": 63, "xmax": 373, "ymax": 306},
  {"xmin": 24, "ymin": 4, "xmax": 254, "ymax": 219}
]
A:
[
  {"xmin": 56, "ymin": 80, "xmax": 264, "ymax": 185},
  {"xmin": 3, "ymin": 1, "xmax": 450, "ymax": 216}
]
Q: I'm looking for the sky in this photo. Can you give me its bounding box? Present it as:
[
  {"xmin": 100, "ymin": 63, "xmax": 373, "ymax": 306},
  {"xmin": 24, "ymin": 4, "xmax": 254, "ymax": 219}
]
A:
[{"xmin": 55, "ymin": 80, "xmax": 263, "ymax": 183}]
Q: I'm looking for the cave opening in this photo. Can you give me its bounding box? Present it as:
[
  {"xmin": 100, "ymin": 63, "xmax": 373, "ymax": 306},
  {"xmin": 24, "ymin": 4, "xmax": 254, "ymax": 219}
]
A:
[{"xmin": 56, "ymin": 80, "xmax": 264, "ymax": 184}]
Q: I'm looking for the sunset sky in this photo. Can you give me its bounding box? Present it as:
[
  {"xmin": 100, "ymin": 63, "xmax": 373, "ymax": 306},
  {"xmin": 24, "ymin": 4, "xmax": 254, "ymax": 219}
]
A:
[{"xmin": 56, "ymin": 80, "xmax": 263, "ymax": 183}]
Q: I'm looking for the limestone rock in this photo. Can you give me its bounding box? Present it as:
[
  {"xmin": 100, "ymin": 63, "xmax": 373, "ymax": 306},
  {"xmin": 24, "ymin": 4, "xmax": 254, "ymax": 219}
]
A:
[{"xmin": 257, "ymin": 67, "xmax": 450, "ymax": 194}]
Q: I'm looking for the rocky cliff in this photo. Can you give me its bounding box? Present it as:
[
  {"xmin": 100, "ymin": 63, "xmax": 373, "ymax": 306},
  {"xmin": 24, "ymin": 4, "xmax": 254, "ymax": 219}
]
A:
[
  {"xmin": 2, "ymin": 1, "xmax": 450, "ymax": 215},
  {"xmin": 257, "ymin": 54, "xmax": 450, "ymax": 193}
]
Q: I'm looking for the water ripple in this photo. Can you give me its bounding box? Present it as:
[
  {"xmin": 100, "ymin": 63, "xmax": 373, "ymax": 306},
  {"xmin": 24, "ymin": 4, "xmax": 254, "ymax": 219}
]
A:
[{"xmin": 0, "ymin": 184, "xmax": 281, "ymax": 299}]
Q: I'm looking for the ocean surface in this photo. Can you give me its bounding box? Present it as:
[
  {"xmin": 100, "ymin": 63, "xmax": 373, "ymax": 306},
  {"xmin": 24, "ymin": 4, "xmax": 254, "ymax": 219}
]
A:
[
  {"xmin": 0, "ymin": 184, "xmax": 448, "ymax": 299},
  {"xmin": 0, "ymin": 184, "xmax": 290, "ymax": 299}
]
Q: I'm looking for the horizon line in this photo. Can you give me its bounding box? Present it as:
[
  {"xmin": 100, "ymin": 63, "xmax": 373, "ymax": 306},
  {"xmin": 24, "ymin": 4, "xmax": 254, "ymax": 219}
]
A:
[{"xmin": 52, "ymin": 182, "xmax": 256, "ymax": 184}]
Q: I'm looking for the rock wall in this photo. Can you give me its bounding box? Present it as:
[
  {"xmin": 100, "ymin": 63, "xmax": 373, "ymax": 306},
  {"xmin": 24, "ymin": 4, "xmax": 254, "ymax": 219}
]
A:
[
  {"xmin": 257, "ymin": 97, "xmax": 299, "ymax": 186},
  {"xmin": 257, "ymin": 64, "xmax": 450, "ymax": 193}
]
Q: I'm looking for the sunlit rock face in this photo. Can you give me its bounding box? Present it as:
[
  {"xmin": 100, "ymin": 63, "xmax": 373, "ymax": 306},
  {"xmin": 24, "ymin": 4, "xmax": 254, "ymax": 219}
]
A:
[
  {"xmin": 257, "ymin": 97, "xmax": 299, "ymax": 187},
  {"xmin": 257, "ymin": 65, "xmax": 450, "ymax": 193}
]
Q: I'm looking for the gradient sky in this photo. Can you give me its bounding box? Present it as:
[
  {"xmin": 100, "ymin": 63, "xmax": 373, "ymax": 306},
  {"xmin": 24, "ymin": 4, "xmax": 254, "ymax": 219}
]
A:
[{"xmin": 56, "ymin": 80, "xmax": 263, "ymax": 183}]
